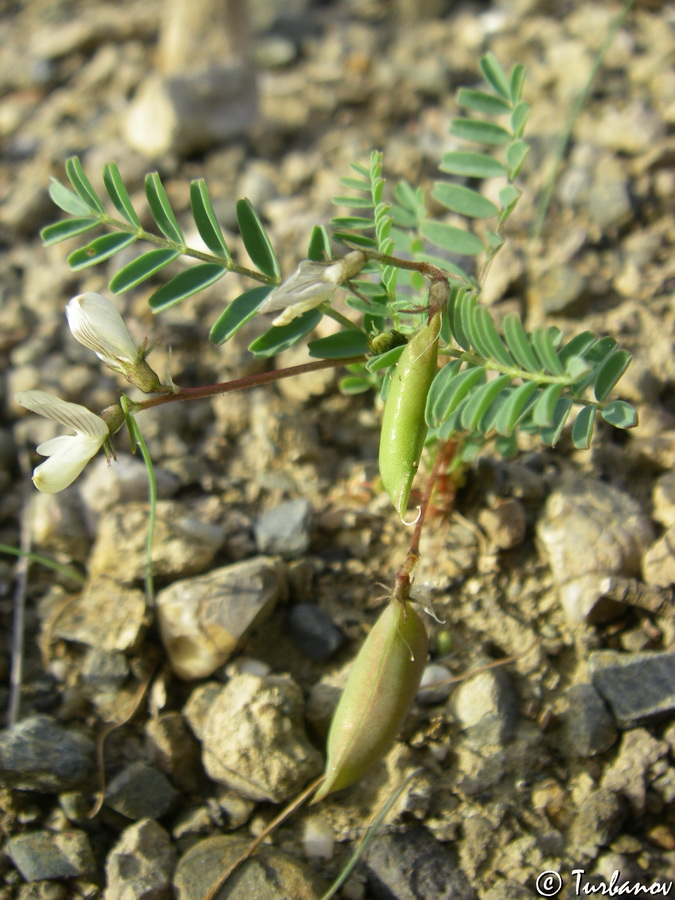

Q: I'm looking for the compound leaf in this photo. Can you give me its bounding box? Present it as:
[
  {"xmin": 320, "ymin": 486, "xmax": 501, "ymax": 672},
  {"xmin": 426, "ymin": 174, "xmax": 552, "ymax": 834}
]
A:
[
  {"xmin": 432, "ymin": 183, "xmax": 499, "ymax": 219},
  {"xmin": 190, "ymin": 179, "xmax": 231, "ymax": 258},
  {"xmin": 145, "ymin": 172, "xmax": 184, "ymax": 244},
  {"xmin": 109, "ymin": 248, "xmax": 180, "ymax": 293},
  {"xmin": 103, "ymin": 162, "xmax": 141, "ymax": 227},
  {"xmin": 248, "ymin": 308, "xmax": 322, "ymax": 357},
  {"xmin": 571, "ymin": 404, "xmax": 598, "ymax": 450},
  {"xmin": 209, "ymin": 286, "xmax": 272, "ymax": 345},
  {"xmin": 68, "ymin": 233, "xmax": 137, "ymax": 270},
  {"xmin": 148, "ymin": 263, "xmax": 227, "ymax": 312}
]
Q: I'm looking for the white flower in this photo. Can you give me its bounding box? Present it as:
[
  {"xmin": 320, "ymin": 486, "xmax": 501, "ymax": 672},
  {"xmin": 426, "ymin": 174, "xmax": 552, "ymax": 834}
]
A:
[
  {"xmin": 66, "ymin": 293, "xmax": 139, "ymax": 372},
  {"xmin": 259, "ymin": 250, "xmax": 367, "ymax": 326},
  {"xmin": 15, "ymin": 390, "xmax": 110, "ymax": 493}
]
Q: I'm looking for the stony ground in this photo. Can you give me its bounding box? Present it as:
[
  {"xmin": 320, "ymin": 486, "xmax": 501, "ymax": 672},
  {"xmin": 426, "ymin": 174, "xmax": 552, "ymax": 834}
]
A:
[{"xmin": 0, "ymin": 0, "xmax": 674, "ymax": 898}]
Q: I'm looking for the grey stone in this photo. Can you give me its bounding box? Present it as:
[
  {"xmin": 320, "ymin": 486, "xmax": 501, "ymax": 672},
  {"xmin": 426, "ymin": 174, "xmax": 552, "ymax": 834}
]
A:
[
  {"xmin": 6, "ymin": 829, "xmax": 95, "ymax": 882},
  {"xmin": 568, "ymin": 789, "xmax": 627, "ymax": 859},
  {"xmin": 417, "ymin": 664, "xmax": 454, "ymax": 705},
  {"xmin": 556, "ymin": 683, "xmax": 617, "ymax": 757},
  {"xmin": 589, "ymin": 650, "xmax": 675, "ymax": 728},
  {"xmin": 0, "ymin": 715, "xmax": 94, "ymax": 792},
  {"xmin": 88, "ymin": 502, "xmax": 226, "ymax": 583},
  {"xmin": 201, "ymin": 673, "xmax": 323, "ymax": 802},
  {"xmin": 156, "ymin": 557, "xmax": 285, "ymax": 680},
  {"xmin": 51, "ymin": 577, "xmax": 148, "ymax": 653},
  {"xmin": 80, "ymin": 647, "xmax": 130, "ymax": 690},
  {"xmin": 79, "ymin": 455, "xmax": 180, "ymax": 523},
  {"xmin": 173, "ymin": 834, "xmax": 326, "ymax": 900},
  {"xmin": 451, "ymin": 667, "xmax": 519, "ymax": 746},
  {"xmin": 125, "ymin": 67, "xmax": 258, "ymax": 159},
  {"xmin": 287, "ymin": 603, "xmax": 345, "ymax": 662},
  {"xmin": 105, "ymin": 762, "xmax": 179, "ymax": 821},
  {"xmin": 254, "ymin": 499, "xmax": 312, "ymax": 558},
  {"xmin": 31, "ymin": 490, "xmax": 90, "ymax": 563},
  {"xmin": 602, "ymin": 729, "xmax": 670, "ymax": 816},
  {"xmin": 364, "ymin": 825, "xmax": 476, "ymax": 900},
  {"xmin": 104, "ymin": 818, "xmax": 176, "ymax": 900},
  {"xmin": 536, "ymin": 476, "xmax": 654, "ymax": 623}
]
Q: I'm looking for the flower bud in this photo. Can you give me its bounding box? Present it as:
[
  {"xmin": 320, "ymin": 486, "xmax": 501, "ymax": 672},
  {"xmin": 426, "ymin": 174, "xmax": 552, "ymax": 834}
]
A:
[
  {"xmin": 259, "ymin": 251, "xmax": 367, "ymax": 327},
  {"xmin": 66, "ymin": 293, "xmax": 165, "ymax": 393}
]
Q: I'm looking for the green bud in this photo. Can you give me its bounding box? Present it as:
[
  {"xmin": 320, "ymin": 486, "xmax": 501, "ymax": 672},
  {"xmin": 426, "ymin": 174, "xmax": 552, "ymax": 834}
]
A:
[
  {"xmin": 378, "ymin": 312, "xmax": 441, "ymax": 517},
  {"xmin": 312, "ymin": 599, "xmax": 428, "ymax": 802}
]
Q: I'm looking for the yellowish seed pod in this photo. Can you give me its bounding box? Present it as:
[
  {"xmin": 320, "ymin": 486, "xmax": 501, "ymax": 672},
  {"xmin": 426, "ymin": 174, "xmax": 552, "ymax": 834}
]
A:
[
  {"xmin": 378, "ymin": 312, "xmax": 441, "ymax": 517},
  {"xmin": 312, "ymin": 599, "xmax": 428, "ymax": 803}
]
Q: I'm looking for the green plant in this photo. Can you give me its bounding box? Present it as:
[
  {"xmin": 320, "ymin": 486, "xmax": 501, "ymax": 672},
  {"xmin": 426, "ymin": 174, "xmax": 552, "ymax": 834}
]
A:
[{"xmin": 24, "ymin": 53, "xmax": 636, "ymax": 803}]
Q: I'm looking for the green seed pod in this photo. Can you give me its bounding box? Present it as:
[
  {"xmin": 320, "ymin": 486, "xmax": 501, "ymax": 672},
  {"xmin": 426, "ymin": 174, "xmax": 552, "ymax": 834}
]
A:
[
  {"xmin": 378, "ymin": 312, "xmax": 441, "ymax": 517},
  {"xmin": 312, "ymin": 599, "xmax": 428, "ymax": 802}
]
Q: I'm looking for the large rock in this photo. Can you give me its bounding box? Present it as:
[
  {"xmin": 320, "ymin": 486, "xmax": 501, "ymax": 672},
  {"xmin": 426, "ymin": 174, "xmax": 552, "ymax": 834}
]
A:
[
  {"xmin": 156, "ymin": 557, "xmax": 285, "ymax": 680},
  {"xmin": 0, "ymin": 716, "xmax": 94, "ymax": 792},
  {"xmin": 104, "ymin": 818, "xmax": 176, "ymax": 900},
  {"xmin": 536, "ymin": 476, "xmax": 654, "ymax": 622},
  {"xmin": 197, "ymin": 673, "xmax": 323, "ymax": 803},
  {"xmin": 88, "ymin": 502, "xmax": 225, "ymax": 583}
]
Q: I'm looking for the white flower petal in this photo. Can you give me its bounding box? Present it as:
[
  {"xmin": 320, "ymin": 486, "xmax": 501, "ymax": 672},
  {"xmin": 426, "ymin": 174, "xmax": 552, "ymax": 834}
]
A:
[
  {"xmin": 32, "ymin": 433, "xmax": 106, "ymax": 493},
  {"xmin": 15, "ymin": 391, "xmax": 109, "ymax": 440},
  {"xmin": 66, "ymin": 293, "xmax": 138, "ymax": 365}
]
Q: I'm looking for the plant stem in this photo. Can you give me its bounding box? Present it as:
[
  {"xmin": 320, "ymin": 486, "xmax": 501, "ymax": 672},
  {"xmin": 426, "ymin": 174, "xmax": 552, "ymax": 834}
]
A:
[
  {"xmin": 133, "ymin": 356, "xmax": 367, "ymax": 411},
  {"xmin": 392, "ymin": 439, "xmax": 457, "ymax": 606},
  {"xmin": 95, "ymin": 213, "xmax": 279, "ymax": 285}
]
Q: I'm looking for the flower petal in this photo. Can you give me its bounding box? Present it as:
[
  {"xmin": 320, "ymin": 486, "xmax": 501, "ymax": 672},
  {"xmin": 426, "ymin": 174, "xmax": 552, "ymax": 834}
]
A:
[
  {"xmin": 15, "ymin": 391, "xmax": 109, "ymax": 440},
  {"xmin": 66, "ymin": 293, "xmax": 138, "ymax": 365},
  {"xmin": 32, "ymin": 433, "xmax": 105, "ymax": 493}
]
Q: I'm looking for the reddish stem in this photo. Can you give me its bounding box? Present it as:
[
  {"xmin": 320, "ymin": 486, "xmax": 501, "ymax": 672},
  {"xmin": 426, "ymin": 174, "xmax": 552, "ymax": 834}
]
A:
[
  {"xmin": 392, "ymin": 439, "xmax": 457, "ymax": 606},
  {"xmin": 134, "ymin": 356, "xmax": 366, "ymax": 411}
]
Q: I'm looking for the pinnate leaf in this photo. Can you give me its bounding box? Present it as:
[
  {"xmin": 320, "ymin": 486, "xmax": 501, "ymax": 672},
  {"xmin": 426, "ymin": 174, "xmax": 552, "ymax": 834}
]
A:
[
  {"xmin": 432, "ymin": 183, "xmax": 499, "ymax": 219},
  {"xmin": 68, "ymin": 233, "xmax": 137, "ymax": 270},
  {"xmin": 103, "ymin": 162, "xmax": 141, "ymax": 227},
  {"xmin": 451, "ymin": 119, "xmax": 511, "ymax": 147},
  {"xmin": 109, "ymin": 249, "xmax": 180, "ymax": 293},
  {"xmin": 145, "ymin": 173, "xmax": 184, "ymax": 244},
  {"xmin": 190, "ymin": 179, "xmax": 231, "ymax": 258},
  {"xmin": 41, "ymin": 218, "xmax": 99, "ymax": 245},
  {"xmin": 209, "ymin": 286, "xmax": 272, "ymax": 345},
  {"xmin": 148, "ymin": 263, "xmax": 227, "ymax": 312},
  {"xmin": 248, "ymin": 308, "xmax": 323, "ymax": 357},
  {"xmin": 236, "ymin": 198, "xmax": 280, "ymax": 278}
]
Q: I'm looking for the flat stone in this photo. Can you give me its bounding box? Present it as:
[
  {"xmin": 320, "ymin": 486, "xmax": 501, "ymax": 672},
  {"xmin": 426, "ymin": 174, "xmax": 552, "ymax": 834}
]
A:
[
  {"xmin": 287, "ymin": 602, "xmax": 345, "ymax": 662},
  {"xmin": 589, "ymin": 650, "xmax": 675, "ymax": 728},
  {"xmin": 105, "ymin": 762, "xmax": 179, "ymax": 821},
  {"xmin": 201, "ymin": 673, "xmax": 323, "ymax": 802},
  {"xmin": 0, "ymin": 715, "xmax": 94, "ymax": 792},
  {"xmin": 254, "ymin": 499, "xmax": 313, "ymax": 558},
  {"xmin": 145, "ymin": 712, "xmax": 202, "ymax": 793},
  {"xmin": 7, "ymin": 829, "xmax": 95, "ymax": 882},
  {"xmin": 555, "ymin": 683, "xmax": 617, "ymax": 758},
  {"xmin": 363, "ymin": 825, "xmax": 476, "ymax": 900},
  {"xmin": 451, "ymin": 667, "xmax": 519, "ymax": 746},
  {"xmin": 536, "ymin": 476, "xmax": 654, "ymax": 623},
  {"xmin": 51, "ymin": 577, "xmax": 148, "ymax": 653},
  {"xmin": 88, "ymin": 502, "xmax": 226, "ymax": 583},
  {"xmin": 104, "ymin": 818, "xmax": 176, "ymax": 900},
  {"xmin": 653, "ymin": 472, "xmax": 675, "ymax": 527},
  {"xmin": 173, "ymin": 834, "xmax": 326, "ymax": 900},
  {"xmin": 156, "ymin": 557, "xmax": 285, "ymax": 680}
]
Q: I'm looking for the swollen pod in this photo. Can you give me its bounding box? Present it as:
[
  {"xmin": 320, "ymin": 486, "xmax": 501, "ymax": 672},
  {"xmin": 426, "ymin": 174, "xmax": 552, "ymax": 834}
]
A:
[{"xmin": 313, "ymin": 599, "xmax": 428, "ymax": 802}]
